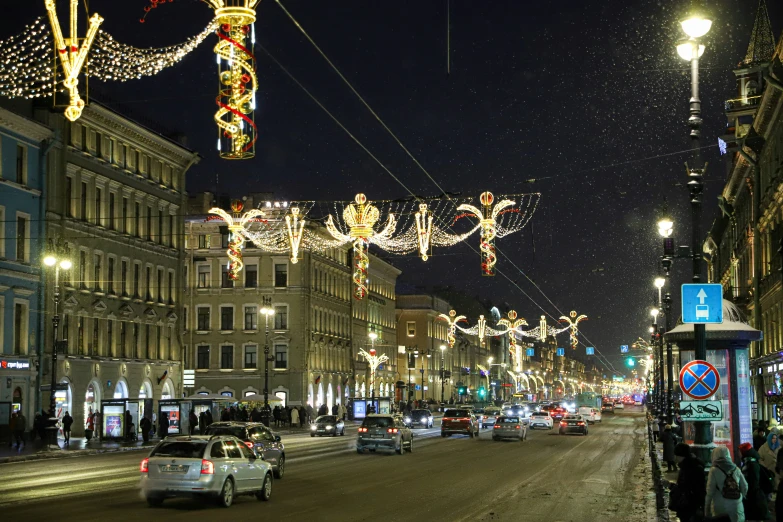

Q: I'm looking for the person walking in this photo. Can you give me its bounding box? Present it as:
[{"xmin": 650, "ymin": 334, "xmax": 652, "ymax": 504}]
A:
[
  {"xmin": 8, "ymin": 413, "xmax": 16, "ymax": 447},
  {"xmin": 759, "ymin": 432, "xmax": 780, "ymax": 489},
  {"xmin": 291, "ymin": 407, "xmax": 300, "ymax": 428},
  {"xmin": 669, "ymin": 443, "xmax": 705, "ymax": 522},
  {"xmin": 62, "ymin": 411, "xmax": 74, "ymax": 445},
  {"xmin": 739, "ymin": 442, "xmax": 770, "ymax": 521},
  {"xmin": 652, "ymin": 417, "xmax": 661, "ymax": 443},
  {"xmin": 660, "ymin": 424, "xmax": 678, "ymax": 472},
  {"xmin": 188, "ymin": 410, "xmax": 197, "ymax": 436},
  {"xmin": 140, "ymin": 415, "xmax": 151, "ymax": 443},
  {"xmin": 199, "ymin": 411, "xmax": 206, "ymax": 434},
  {"xmin": 13, "ymin": 411, "xmax": 27, "ymax": 451},
  {"xmin": 754, "ymin": 427, "xmax": 768, "ymax": 451},
  {"xmin": 273, "ymin": 406, "xmax": 281, "ymax": 427},
  {"xmin": 705, "ymin": 445, "xmax": 748, "ymax": 522}
]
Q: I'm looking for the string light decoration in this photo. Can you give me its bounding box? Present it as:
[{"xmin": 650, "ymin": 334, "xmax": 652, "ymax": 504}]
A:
[
  {"xmin": 208, "ymin": 200, "xmax": 265, "ymax": 280},
  {"xmin": 438, "ymin": 309, "xmax": 467, "ymax": 349},
  {"xmin": 497, "ymin": 310, "xmax": 529, "ymax": 373},
  {"xmin": 358, "ymin": 348, "xmax": 389, "ymax": 400},
  {"xmin": 559, "ymin": 310, "xmax": 588, "ymax": 350},
  {"xmin": 45, "ymin": 0, "xmax": 104, "ymax": 121}
]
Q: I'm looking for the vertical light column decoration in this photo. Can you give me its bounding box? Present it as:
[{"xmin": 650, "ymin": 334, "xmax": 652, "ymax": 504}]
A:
[
  {"xmin": 539, "ymin": 315, "xmax": 547, "ymax": 342},
  {"xmin": 358, "ymin": 348, "xmax": 389, "ymax": 400},
  {"xmin": 415, "ymin": 203, "xmax": 433, "ymax": 260},
  {"xmin": 498, "ymin": 310, "xmax": 528, "ymax": 373},
  {"xmin": 285, "ymin": 207, "xmax": 305, "ymax": 264},
  {"xmin": 209, "ymin": 200, "xmax": 265, "ymax": 280},
  {"xmin": 477, "ymin": 315, "xmax": 486, "ymax": 346},
  {"xmin": 438, "ymin": 309, "xmax": 467, "ymax": 349},
  {"xmin": 559, "ymin": 310, "xmax": 587, "ymax": 350},
  {"xmin": 206, "ymin": 0, "xmax": 261, "ymax": 159},
  {"xmin": 456, "ymin": 191, "xmax": 516, "ymax": 276},
  {"xmin": 45, "ymin": 0, "xmax": 104, "ymax": 122},
  {"xmin": 326, "ymin": 194, "xmax": 397, "ymax": 300}
]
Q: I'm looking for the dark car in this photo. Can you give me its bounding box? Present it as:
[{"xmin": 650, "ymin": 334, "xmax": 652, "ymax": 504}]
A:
[
  {"xmin": 404, "ymin": 409, "xmax": 434, "ymax": 428},
  {"xmin": 203, "ymin": 421, "xmax": 286, "ymax": 478},
  {"xmin": 601, "ymin": 402, "xmax": 615, "ymax": 414},
  {"xmin": 559, "ymin": 414, "xmax": 588, "ymax": 436},
  {"xmin": 441, "ymin": 408, "xmax": 479, "ymax": 438},
  {"xmin": 357, "ymin": 414, "xmax": 412, "ymax": 454},
  {"xmin": 310, "ymin": 415, "xmax": 345, "ymax": 436}
]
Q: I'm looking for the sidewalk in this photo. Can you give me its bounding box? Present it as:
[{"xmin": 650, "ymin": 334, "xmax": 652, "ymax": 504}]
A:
[{"xmin": 0, "ymin": 435, "xmax": 156, "ymax": 464}]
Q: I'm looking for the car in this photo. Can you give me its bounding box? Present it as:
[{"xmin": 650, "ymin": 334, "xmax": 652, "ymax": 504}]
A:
[
  {"xmin": 549, "ymin": 407, "xmax": 567, "ymax": 422},
  {"xmin": 559, "ymin": 414, "xmax": 588, "ymax": 436},
  {"xmin": 479, "ymin": 407, "xmax": 503, "ymax": 428},
  {"xmin": 578, "ymin": 407, "xmax": 602, "ymax": 424},
  {"xmin": 634, "ymin": 400, "xmax": 643, "ymax": 406},
  {"xmin": 505, "ymin": 404, "xmax": 530, "ymax": 419},
  {"xmin": 404, "ymin": 409, "xmax": 434, "ymax": 428},
  {"xmin": 140, "ymin": 435, "xmax": 273, "ymax": 507},
  {"xmin": 357, "ymin": 414, "xmax": 412, "ymax": 454},
  {"xmin": 492, "ymin": 416, "xmax": 528, "ymax": 441},
  {"xmin": 310, "ymin": 415, "xmax": 345, "ymax": 437},
  {"xmin": 528, "ymin": 411, "xmax": 554, "ymax": 430},
  {"xmin": 601, "ymin": 402, "xmax": 615, "ymax": 414},
  {"xmin": 203, "ymin": 422, "xmax": 286, "ymax": 478},
  {"xmin": 614, "ymin": 401, "xmax": 625, "ymax": 410},
  {"xmin": 441, "ymin": 408, "xmax": 480, "ymax": 438}
]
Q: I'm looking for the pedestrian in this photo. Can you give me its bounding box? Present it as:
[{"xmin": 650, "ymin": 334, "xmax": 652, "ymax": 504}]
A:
[
  {"xmin": 205, "ymin": 409, "xmax": 213, "ymax": 427},
  {"xmin": 188, "ymin": 410, "xmax": 197, "ymax": 436},
  {"xmin": 318, "ymin": 403, "xmax": 328, "ymax": 417},
  {"xmin": 85, "ymin": 411, "xmax": 95, "ymax": 442},
  {"xmin": 739, "ymin": 442, "xmax": 770, "ymax": 521},
  {"xmin": 159, "ymin": 413, "xmax": 169, "ymax": 438},
  {"xmin": 754, "ymin": 427, "xmax": 768, "ymax": 451},
  {"xmin": 291, "ymin": 407, "xmax": 299, "ymax": 428},
  {"xmin": 9, "ymin": 413, "xmax": 17, "ymax": 447},
  {"xmin": 660, "ymin": 424, "xmax": 678, "ymax": 472},
  {"xmin": 652, "ymin": 418, "xmax": 661, "ymax": 443},
  {"xmin": 13, "ymin": 411, "xmax": 26, "ymax": 451},
  {"xmin": 299, "ymin": 406, "xmax": 308, "ymax": 426},
  {"xmin": 124, "ymin": 410, "xmax": 132, "ymax": 441},
  {"xmin": 338, "ymin": 402, "xmax": 346, "ymax": 421},
  {"xmin": 759, "ymin": 432, "xmax": 780, "ymax": 488},
  {"xmin": 62, "ymin": 411, "xmax": 74, "ymax": 445},
  {"xmin": 273, "ymin": 406, "xmax": 281, "ymax": 427},
  {"xmin": 306, "ymin": 404, "xmax": 315, "ymax": 424},
  {"xmin": 332, "ymin": 404, "xmax": 338, "ymax": 416},
  {"xmin": 668, "ymin": 443, "xmax": 705, "ymax": 522},
  {"xmin": 282, "ymin": 407, "xmax": 290, "ymax": 427},
  {"xmin": 705, "ymin": 445, "xmax": 748, "ymax": 522},
  {"xmin": 140, "ymin": 415, "xmax": 151, "ymax": 443}
]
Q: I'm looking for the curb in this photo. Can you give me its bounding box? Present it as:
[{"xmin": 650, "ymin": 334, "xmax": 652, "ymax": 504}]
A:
[{"xmin": 0, "ymin": 444, "xmax": 151, "ymax": 465}]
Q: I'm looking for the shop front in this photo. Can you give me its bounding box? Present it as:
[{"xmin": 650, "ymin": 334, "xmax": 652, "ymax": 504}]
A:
[{"xmin": 0, "ymin": 357, "xmax": 36, "ymax": 421}]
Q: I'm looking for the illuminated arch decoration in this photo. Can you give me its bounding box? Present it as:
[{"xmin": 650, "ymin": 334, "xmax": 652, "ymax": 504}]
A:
[{"xmin": 559, "ymin": 310, "xmax": 588, "ymax": 350}]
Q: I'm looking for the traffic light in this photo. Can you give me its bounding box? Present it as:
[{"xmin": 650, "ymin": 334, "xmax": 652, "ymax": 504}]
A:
[
  {"xmin": 477, "ymin": 387, "xmax": 486, "ymax": 399},
  {"xmin": 458, "ymin": 386, "xmax": 467, "ymax": 396},
  {"xmin": 626, "ymin": 357, "xmax": 635, "ymax": 368}
]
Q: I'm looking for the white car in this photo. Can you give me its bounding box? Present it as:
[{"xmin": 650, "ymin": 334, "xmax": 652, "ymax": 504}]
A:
[
  {"xmin": 479, "ymin": 407, "xmax": 503, "ymax": 429},
  {"xmin": 528, "ymin": 411, "xmax": 553, "ymax": 430},
  {"xmin": 578, "ymin": 407, "xmax": 602, "ymax": 424},
  {"xmin": 614, "ymin": 401, "xmax": 624, "ymax": 410}
]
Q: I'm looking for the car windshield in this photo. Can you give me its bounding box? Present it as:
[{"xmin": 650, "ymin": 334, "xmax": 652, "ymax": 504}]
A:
[
  {"xmin": 412, "ymin": 410, "xmax": 430, "ymax": 416},
  {"xmin": 316, "ymin": 416, "xmax": 337, "ymax": 423},
  {"xmin": 564, "ymin": 416, "xmax": 581, "ymax": 421},
  {"xmin": 531, "ymin": 412, "xmax": 548, "ymax": 417},
  {"xmin": 363, "ymin": 417, "xmax": 393, "ymax": 428},
  {"xmin": 204, "ymin": 426, "xmax": 245, "ymax": 438},
  {"xmin": 499, "ymin": 417, "xmax": 520, "ymax": 424},
  {"xmin": 444, "ymin": 409, "xmax": 470, "ymax": 418},
  {"xmin": 150, "ymin": 441, "xmax": 207, "ymax": 458}
]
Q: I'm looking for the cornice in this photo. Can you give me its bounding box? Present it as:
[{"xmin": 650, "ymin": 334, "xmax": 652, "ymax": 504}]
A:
[{"xmin": 0, "ymin": 107, "xmax": 53, "ymax": 143}]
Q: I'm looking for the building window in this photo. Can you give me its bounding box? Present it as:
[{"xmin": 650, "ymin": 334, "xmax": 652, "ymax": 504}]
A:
[
  {"xmin": 121, "ymin": 260, "xmax": 128, "ymax": 296},
  {"xmin": 221, "ymin": 265, "xmax": 233, "ymax": 288},
  {"xmin": 197, "ymin": 307, "xmax": 210, "ymax": 331},
  {"xmin": 79, "ymin": 251, "xmax": 88, "ymax": 289},
  {"xmin": 274, "ymin": 344, "xmax": 288, "ymax": 369},
  {"xmin": 13, "ymin": 302, "xmax": 27, "ymax": 354},
  {"xmin": 109, "ymin": 193, "xmax": 116, "ymax": 230},
  {"xmin": 221, "ymin": 228, "xmax": 229, "ymax": 248},
  {"xmin": 168, "ymin": 271, "xmax": 174, "ymax": 304},
  {"xmin": 158, "ymin": 210, "xmax": 163, "ymax": 243},
  {"xmin": 146, "ymin": 266, "xmax": 153, "ymax": 301},
  {"xmin": 156, "ymin": 268, "xmax": 164, "ymax": 302},
  {"xmin": 198, "ymin": 234, "xmax": 210, "ymax": 249},
  {"xmin": 93, "ymin": 253, "xmax": 102, "ymax": 291},
  {"xmin": 95, "ymin": 187, "xmax": 102, "ymax": 226},
  {"xmin": 221, "ymin": 345, "xmax": 234, "ymax": 369},
  {"xmin": 197, "ymin": 345, "xmax": 210, "ymax": 369},
  {"xmin": 66, "ymin": 177, "xmax": 74, "ymax": 218},
  {"xmin": 133, "ymin": 263, "xmax": 140, "ymax": 297},
  {"xmin": 244, "ymin": 345, "xmax": 258, "ymax": 369},
  {"xmin": 92, "ymin": 319, "xmax": 100, "ymax": 356},
  {"xmin": 108, "ymin": 257, "xmax": 115, "ymax": 294},
  {"xmin": 220, "ymin": 306, "xmax": 234, "ymax": 331},
  {"xmin": 244, "ymin": 306, "xmax": 257, "ymax": 330},
  {"xmin": 15, "ymin": 144, "xmax": 26, "ymax": 185},
  {"xmin": 183, "ymin": 307, "xmax": 188, "ymax": 330},
  {"xmin": 77, "ymin": 316, "xmax": 85, "ymax": 353},
  {"xmin": 147, "ymin": 206, "xmax": 153, "ymax": 240},
  {"xmin": 406, "ymin": 321, "xmax": 417, "ymax": 337},
  {"xmin": 168, "ymin": 215, "xmax": 174, "ymax": 247},
  {"xmin": 135, "ymin": 202, "xmax": 141, "ymax": 237},
  {"xmin": 81, "ymin": 182, "xmax": 87, "ymax": 221},
  {"xmin": 15, "ymin": 216, "xmax": 27, "ymax": 262},
  {"xmin": 197, "ymin": 265, "xmax": 210, "ymax": 288},
  {"xmin": 245, "ymin": 265, "xmax": 258, "ymax": 288},
  {"xmin": 274, "ymin": 264, "xmax": 288, "ymax": 288},
  {"xmin": 122, "ymin": 197, "xmax": 129, "ymax": 233},
  {"xmin": 274, "ymin": 306, "xmax": 287, "ymax": 330}
]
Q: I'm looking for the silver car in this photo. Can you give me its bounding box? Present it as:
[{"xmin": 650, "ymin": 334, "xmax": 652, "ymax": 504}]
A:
[
  {"xmin": 492, "ymin": 416, "xmax": 528, "ymax": 441},
  {"xmin": 357, "ymin": 414, "xmax": 413, "ymax": 454},
  {"xmin": 140, "ymin": 435, "xmax": 273, "ymax": 507}
]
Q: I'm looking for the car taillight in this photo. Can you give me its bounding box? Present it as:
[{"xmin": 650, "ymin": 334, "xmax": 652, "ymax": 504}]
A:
[
  {"xmin": 140, "ymin": 458, "xmax": 149, "ymax": 473},
  {"xmin": 560, "ymin": 421, "xmax": 567, "ymax": 426},
  {"xmin": 201, "ymin": 459, "xmax": 214, "ymax": 475},
  {"xmin": 358, "ymin": 427, "xmax": 367, "ymax": 433},
  {"xmin": 493, "ymin": 425, "xmax": 500, "ymax": 429},
  {"xmin": 578, "ymin": 422, "xmax": 585, "ymax": 426},
  {"xmin": 387, "ymin": 428, "xmax": 399, "ymax": 434},
  {"xmin": 515, "ymin": 425, "xmax": 521, "ymax": 430},
  {"xmin": 244, "ymin": 441, "xmax": 254, "ymax": 449}
]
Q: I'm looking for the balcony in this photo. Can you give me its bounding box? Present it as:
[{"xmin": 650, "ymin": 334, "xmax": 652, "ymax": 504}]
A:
[{"xmin": 725, "ymin": 95, "xmax": 761, "ymax": 112}]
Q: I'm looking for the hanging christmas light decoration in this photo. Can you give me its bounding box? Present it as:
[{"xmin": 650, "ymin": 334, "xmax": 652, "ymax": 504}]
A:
[
  {"xmin": 209, "ymin": 200, "xmax": 266, "ymax": 280},
  {"xmin": 358, "ymin": 348, "xmax": 389, "ymax": 401},
  {"xmin": 285, "ymin": 207, "xmax": 305, "ymax": 264},
  {"xmin": 45, "ymin": 0, "xmax": 104, "ymax": 121},
  {"xmin": 414, "ymin": 203, "xmax": 433, "ymax": 261},
  {"xmin": 498, "ymin": 310, "xmax": 529, "ymax": 373},
  {"xmin": 438, "ymin": 309, "xmax": 467, "ymax": 349},
  {"xmin": 559, "ymin": 310, "xmax": 588, "ymax": 350}
]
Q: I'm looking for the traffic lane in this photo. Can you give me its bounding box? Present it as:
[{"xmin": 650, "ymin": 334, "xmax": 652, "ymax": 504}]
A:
[{"xmin": 3, "ymin": 412, "xmax": 644, "ymax": 521}]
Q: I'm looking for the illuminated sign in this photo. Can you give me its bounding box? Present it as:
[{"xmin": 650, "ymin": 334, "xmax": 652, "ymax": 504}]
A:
[{"xmin": 0, "ymin": 359, "xmax": 30, "ymax": 370}]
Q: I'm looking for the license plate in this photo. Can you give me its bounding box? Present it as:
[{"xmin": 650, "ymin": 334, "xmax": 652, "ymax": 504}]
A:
[
  {"xmin": 160, "ymin": 464, "xmax": 187, "ymax": 472},
  {"xmin": 370, "ymin": 434, "xmax": 384, "ymax": 438}
]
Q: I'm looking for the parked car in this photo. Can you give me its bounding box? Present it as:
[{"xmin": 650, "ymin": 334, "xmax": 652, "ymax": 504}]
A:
[
  {"xmin": 357, "ymin": 414, "xmax": 412, "ymax": 454},
  {"xmin": 441, "ymin": 408, "xmax": 480, "ymax": 438},
  {"xmin": 492, "ymin": 416, "xmax": 527, "ymax": 441},
  {"xmin": 140, "ymin": 435, "xmax": 273, "ymax": 507},
  {"xmin": 310, "ymin": 415, "xmax": 346, "ymax": 437},
  {"xmin": 203, "ymin": 422, "xmax": 286, "ymax": 478},
  {"xmin": 528, "ymin": 411, "xmax": 554, "ymax": 430},
  {"xmin": 404, "ymin": 409, "xmax": 434, "ymax": 428},
  {"xmin": 559, "ymin": 414, "xmax": 588, "ymax": 436}
]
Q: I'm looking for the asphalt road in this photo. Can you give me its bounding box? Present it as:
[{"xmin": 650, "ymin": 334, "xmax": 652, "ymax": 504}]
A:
[{"xmin": 1, "ymin": 408, "xmax": 649, "ymax": 522}]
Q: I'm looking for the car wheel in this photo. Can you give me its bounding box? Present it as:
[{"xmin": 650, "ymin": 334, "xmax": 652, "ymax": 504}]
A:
[
  {"xmin": 396, "ymin": 440, "xmax": 404, "ymax": 455},
  {"xmin": 369, "ymin": 449, "xmax": 376, "ymax": 452},
  {"xmin": 273, "ymin": 456, "xmax": 285, "ymax": 479},
  {"xmin": 256, "ymin": 473, "xmax": 272, "ymax": 501},
  {"xmin": 441, "ymin": 433, "xmax": 448, "ymax": 438},
  {"xmin": 356, "ymin": 447, "xmax": 363, "ymax": 454},
  {"xmin": 408, "ymin": 438, "xmax": 413, "ymax": 453},
  {"xmin": 217, "ymin": 478, "xmax": 234, "ymax": 508},
  {"xmin": 146, "ymin": 496, "xmax": 164, "ymax": 507},
  {"xmin": 492, "ymin": 435, "xmax": 499, "ymax": 441},
  {"xmin": 332, "ymin": 431, "xmax": 337, "ymax": 437},
  {"xmin": 341, "ymin": 428, "xmax": 345, "ymax": 436},
  {"xmin": 310, "ymin": 433, "xmax": 315, "ymax": 438},
  {"xmin": 468, "ymin": 430, "xmax": 474, "ymax": 438}
]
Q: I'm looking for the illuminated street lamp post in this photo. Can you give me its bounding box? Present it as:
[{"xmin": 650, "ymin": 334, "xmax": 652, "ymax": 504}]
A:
[
  {"xmin": 260, "ymin": 297, "xmax": 275, "ymax": 427},
  {"xmin": 359, "ymin": 334, "xmax": 388, "ymax": 402},
  {"xmin": 43, "ymin": 239, "xmax": 72, "ymax": 426}
]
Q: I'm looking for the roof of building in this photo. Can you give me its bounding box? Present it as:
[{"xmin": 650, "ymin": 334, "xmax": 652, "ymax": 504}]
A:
[{"xmin": 741, "ymin": 0, "xmax": 776, "ymax": 67}]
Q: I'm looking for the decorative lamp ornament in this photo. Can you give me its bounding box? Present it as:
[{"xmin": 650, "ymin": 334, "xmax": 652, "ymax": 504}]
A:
[
  {"xmin": 456, "ymin": 191, "xmax": 516, "ymax": 276},
  {"xmin": 209, "ymin": 200, "xmax": 266, "ymax": 280},
  {"xmin": 559, "ymin": 310, "xmax": 587, "ymax": 350}
]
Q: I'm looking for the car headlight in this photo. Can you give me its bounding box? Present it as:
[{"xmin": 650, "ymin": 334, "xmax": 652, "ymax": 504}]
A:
[
  {"xmin": 326, "ymin": 425, "xmax": 333, "ymax": 430},
  {"xmin": 404, "ymin": 417, "xmax": 411, "ymax": 423},
  {"xmin": 421, "ymin": 417, "xmax": 427, "ymax": 423},
  {"xmin": 310, "ymin": 425, "xmax": 317, "ymax": 430}
]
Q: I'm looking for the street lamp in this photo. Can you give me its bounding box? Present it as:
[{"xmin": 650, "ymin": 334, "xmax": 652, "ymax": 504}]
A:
[
  {"xmin": 440, "ymin": 344, "xmax": 446, "ymax": 403},
  {"xmin": 43, "ymin": 239, "xmax": 71, "ymax": 445},
  {"xmin": 368, "ymin": 332, "xmax": 379, "ymax": 398},
  {"xmin": 676, "ymin": 0, "xmax": 712, "ymax": 459},
  {"xmin": 260, "ymin": 297, "xmax": 275, "ymax": 426}
]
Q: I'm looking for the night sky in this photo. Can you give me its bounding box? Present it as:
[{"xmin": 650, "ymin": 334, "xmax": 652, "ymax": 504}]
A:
[{"xmin": 4, "ymin": 1, "xmax": 783, "ymax": 374}]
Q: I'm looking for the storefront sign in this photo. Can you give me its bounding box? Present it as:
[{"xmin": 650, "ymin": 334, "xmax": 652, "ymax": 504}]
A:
[{"xmin": 0, "ymin": 359, "xmax": 30, "ymax": 370}]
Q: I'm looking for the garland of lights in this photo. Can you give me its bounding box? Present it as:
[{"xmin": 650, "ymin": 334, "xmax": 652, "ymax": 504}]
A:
[
  {"xmin": 456, "ymin": 192, "xmax": 515, "ymax": 277},
  {"xmin": 209, "ymin": 200, "xmax": 265, "ymax": 280},
  {"xmin": 438, "ymin": 309, "xmax": 467, "ymax": 349},
  {"xmin": 559, "ymin": 310, "xmax": 588, "ymax": 350},
  {"xmin": 498, "ymin": 310, "xmax": 529, "ymax": 373}
]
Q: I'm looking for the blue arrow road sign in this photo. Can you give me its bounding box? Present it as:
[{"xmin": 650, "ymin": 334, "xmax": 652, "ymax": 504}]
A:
[
  {"xmin": 526, "ymin": 348, "xmax": 535, "ymax": 356},
  {"xmin": 620, "ymin": 345, "xmax": 629, "ymax": 353},
  {"xmin": 586, "ymin": 347, "xmax": 594, "ymax": 355},
  {"xmin": 556, "ymin": 348, "xmax": 565, "ymax": 356},
  {"xmin": 681, "ymin": 283, "xmax": 723, "ymax": 324}
]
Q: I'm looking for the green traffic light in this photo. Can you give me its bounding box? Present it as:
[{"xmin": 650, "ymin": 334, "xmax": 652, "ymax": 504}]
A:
[{"xmin": 626, "ymin": 357, "xmax": 635, "ymax": 367}]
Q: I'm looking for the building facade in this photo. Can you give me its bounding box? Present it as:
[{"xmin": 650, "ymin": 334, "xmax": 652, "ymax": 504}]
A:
[
  {"xmin": 0, "ymin": 106, "xmax": 53, "ymax": 421},
  {"xmin": 36, "ymin": 102, "xmax": 199, "ymax": 435}
]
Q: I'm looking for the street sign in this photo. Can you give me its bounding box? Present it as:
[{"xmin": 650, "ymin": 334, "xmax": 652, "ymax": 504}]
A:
[
  {"xmin": 620, "ymin": 345, "xmax": 629, "ymax": 353},
  {"xmin": 526, "ymin": 348, "xmax": 535, "ymax": 356},
  {"xmin": 681, "ymin": 283, "xmax": 724, "ymax": 324},
  {"xmin": 40, "ymin": 384, "xmax": 69, "ymax": 392},
  {"xmin": 586, "ymin": 347, "xmax": 594, "ymax": 355},
  {"xmin": 679, "ymin": 360, "xmax": 720, "ymax": 400},
  {"xmin": 679, "ymin": 400, "xmax": 723, "ymax": 421},
  {"xmin": 556, "ymin": 348, "xmax": 565, "ymax": 356}
]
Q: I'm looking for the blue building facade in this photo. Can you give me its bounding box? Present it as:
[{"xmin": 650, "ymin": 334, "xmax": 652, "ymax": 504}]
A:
[{"xmin": 0, "ymin": 106, "xmax": 53, "ymax": 421}]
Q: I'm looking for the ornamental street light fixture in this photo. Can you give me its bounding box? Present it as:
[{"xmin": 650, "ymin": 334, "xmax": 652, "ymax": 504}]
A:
[
  {"xmin": 260, "ymin": 297, "xmax": 275, "ymax": 427},
  {"xmin": 440, "ymin": 344, "xmax": 447, "ymax": 403}
]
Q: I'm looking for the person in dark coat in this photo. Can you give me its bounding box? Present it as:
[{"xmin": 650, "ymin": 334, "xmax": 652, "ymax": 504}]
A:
[
  {"xmin": 660, "ymin": 424, "xmax": 678, "ymax": 472},
  {"xmin": 205, "ymin": 410, "xmax": 213, "ymax": 427},
  {"xmin": 754, "ymin": 427, "xmax": 768, "ymax": 451},
  {"xmin": 198, "ymin": 411, "xmax": 206, "ymax": 434},
  {"xmin": 670, "ymin": 443, "xmax": 705, "ymax": 522},
  {"xmin": 188, "ymin": 410, "xmax": 198, "ymax": 436},
  {"xmin": 318, "ymin": 403, "xmax": 328, "ymax": 417},
  {"xmin": 740, "ymin": 442, "xmax": 770, "ymax": 521},
  {"xmin": 140, "ymin": 415, "xmax": 151, "ymax": 443},
  {"xmin": 273, "ymin": 406, "xmax": 281, "ymax": 427},
  {"xmin": 159, "ymin": 413, "xmax": 169, "ymax": 438},
  {"xmin": 61, "ymin": 411, "xmax": 73, "ymax": 445}
]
